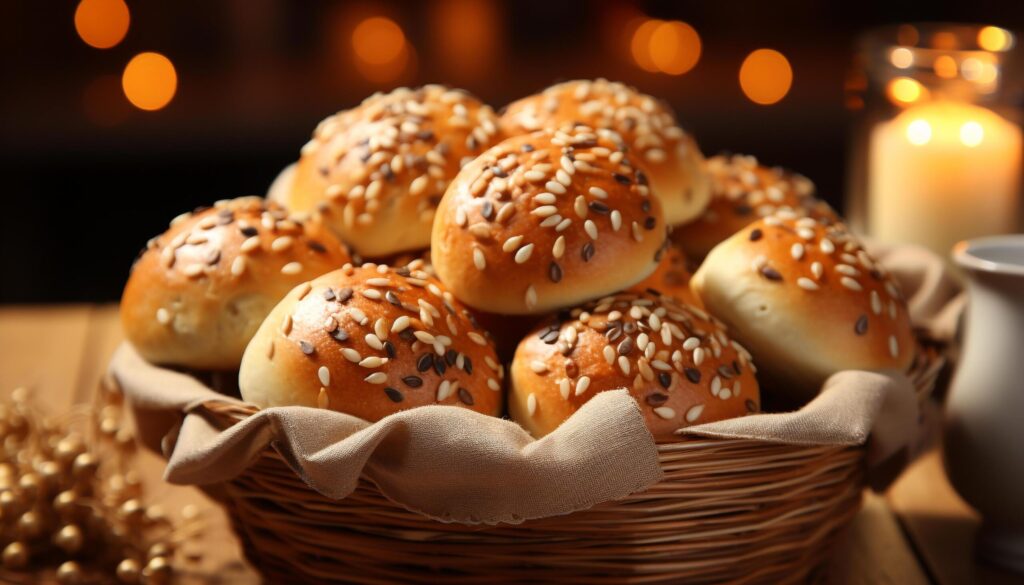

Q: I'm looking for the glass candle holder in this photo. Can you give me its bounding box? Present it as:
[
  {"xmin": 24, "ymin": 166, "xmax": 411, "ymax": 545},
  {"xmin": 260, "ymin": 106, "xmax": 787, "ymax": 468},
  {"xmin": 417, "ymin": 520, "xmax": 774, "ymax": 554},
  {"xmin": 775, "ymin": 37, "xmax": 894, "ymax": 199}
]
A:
[{"xmin": 846, "ymin": 23, "xmax": 1024, "ymax": 265}]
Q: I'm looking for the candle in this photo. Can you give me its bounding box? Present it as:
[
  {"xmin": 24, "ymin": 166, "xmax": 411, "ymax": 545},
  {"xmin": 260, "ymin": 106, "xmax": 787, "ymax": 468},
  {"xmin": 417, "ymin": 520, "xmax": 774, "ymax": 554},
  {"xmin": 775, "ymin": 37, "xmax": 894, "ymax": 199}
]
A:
[{"xmin": 868, "ymin": 100, "xmax": 1022, "ymax": 259}]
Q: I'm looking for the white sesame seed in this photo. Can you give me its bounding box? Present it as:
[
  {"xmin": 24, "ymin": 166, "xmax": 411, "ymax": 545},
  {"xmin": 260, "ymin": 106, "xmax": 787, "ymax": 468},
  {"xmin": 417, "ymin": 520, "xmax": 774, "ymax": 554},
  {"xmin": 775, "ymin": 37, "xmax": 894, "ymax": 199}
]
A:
[
  {"xmin": 531, "ymin": 205, "xmax": 558, "ymax": 218},
  {"xmin": 361, "ymin": 289, "xmax": 383, "ymax": 300},
  {"xmin": 341, "ymin": 348, "xmax": 361, "ymax": 363},
  {"xmin": 525, "ymin": 285, "xmax": 538, "ymax": 308},
  {"xmin": 584, "ymin": 220, "xmax": 599, "ymax": 240},
  {"xmin": 281, "ymin": 262, "xmax": 302, "ymax": 275},
  {"xmin": 556, "ymin": 169, "xmax": 572, "ymax": 186},
  {"xmin": 413, "ymin": 331, "xmax": 436, "ymax": 344},
  {"xmin": 651, "ymin": 360, "xmax": 672, "ymax": 371},
  {"xmin": 840, "ymin": 276, "xmax": 863, "ymax": 291},
  {"xmin": 182, "ymin": 264, "xmax": 204, "ymax": 278},
  {"xmin": 573, "ymin": 196, "xmax": 588, "ymax": 218},
  {"xmin": 546, "ymin": 180, "xmax": 566, "ymax": 194},
  {"xmin": 654, "ymin": 407, "xmax": 676, "ymax": 420},
  {"xmin": 693, "ymin": 347, "xmax": 705, "ymax": 366},
  {"xmin": 468, "ymin": 332, "xmax": 488, "ymax": 346},
  {"xmin": 240, "ymin": 236, "xmax": 261, "ymax": 254},
  {"xmin": 366, "ymin": 277, "xmax": 391, "ymax": 287},
  {"xmin": 836, "ymin": 264, "xmax": 860, "ymax": 277},
  {"xmin": 271, "ymin": 236, "xmax": 293, "ymax": 252},
  {"xmin": 790, "ymin": 243, "xmax": 805, "ymax": 260},
  {"xmin": 649, "ymin": 313, "xmax": 662, "ymax": 331},
  {"xmin": 156, "ymin": 308, "xmax": 172, "ymax": 325},
  {"xmin": 609, "ymin": 210, "xmax": 622, "ymax": 231},
  {"xmin": 364, "ymin": 334, "xmax": 384, "ymax": 351},
  {"xmin": 410, "ymin": 175, "xmax": 429, "ymax": 196},
  {"xmin": 503, "ymin": 235, "xmax": 524, "ymax": 252},
  {"xmin": 719, "ymin": 388, "xmax": 733, "ymax": 400},
  {"xmin": 318, "ymin": 366, "xmax": 331, "ymax": 387},
  {"xmin": 589, "ymin": 186, "xmax": 609, "ymax": 199},
  {"xmin": 711, "ymin": 376, "xmax": 722, "ymax": 396},
  {"xmin": 889, "ymin": 335, "xmax": 899, "ymax": 358},
  {"xmin": 797, "ymin": 277, "xmax": 820, "ymax": 291},
  {"xmin": 530, "ymin": 360, "xmax": 548, "ymax": 374},
  {"xmin": 618, "ymin": 355, "xmax": 631, "ymax": 375},
  {"xmin": 488, "ymin": 378, "xmax": 501, "ymax": 392},
  {"xmin": 364, "ymin": 372, "xmax": 387, "ymax": 385},
  {"xmin": 473, "ymin": 248, "xmax": 486, "ymax": 270},
  {"xmin": 350, "ymin": 307, "xmax": 368, "ymax": 325},
  {"xmin": 889, "ymin": 300, "xmax": 898, "ymax": 319},
  {"xmin": 870, "ymin": 290, "xmax": 882, "ymax": 315},
  {"xmin": 811, "ymin": 261, "xmax": 824, "ymax": 280},
  {"xmin": 632, "ymin": 221, "xmax": 643, "ymax": 242},
  {"xmin": 317, "ymin": 388, "xmax": 329, "ymax": 409},
  {"xmin": 797, "ymin": 227, "xmax": 815, "ymax": 240},
  {"xmin": 557, "ymin": 378, "xmax": 571, "ymax": 400},
  {"xmin": 514, "ymin": 244, "xmax": 535, "ymax": 264},
  {"xmin": 523, "ymin": 170, "xmax": 546, "ymax": 182},
  {"xmin": 533, "ymin": 192, "xmax": 557, "ymax": 205},
  {"xmin": 603, "ymin": 345, "xmax": 616, "ymax": 364},
  {"xmin": 553, "ymin": 235, "xmax": 566, "ymax": 258},
  {"xmin": 574, "ymin": 376, "xmax": 592, "ymax": 396},
  {"xmin": 281, "ymin": 314, "xmax": 293, "ymax": 335},
  {"xmin": 359, "ymin": 356, "xmax": 385, "ymax": 368},
  {"xmin": 527, "ymin": 393, "xmax": 538, "ymax": 416},
  {"xmin": 683, "ymin": 337, "xmax": 700, "ymax": 351},
  {"xmin": 685, "ymin": 404, "xmax": 705, "ymax": 423}
]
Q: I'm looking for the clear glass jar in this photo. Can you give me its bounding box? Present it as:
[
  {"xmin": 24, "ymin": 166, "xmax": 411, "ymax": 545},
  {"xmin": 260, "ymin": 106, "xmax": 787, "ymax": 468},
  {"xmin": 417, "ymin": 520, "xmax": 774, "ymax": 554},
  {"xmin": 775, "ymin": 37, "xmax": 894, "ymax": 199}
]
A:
[{"xmin": 846, "ymin": 23, "xmax": 1024, "ymax": 262}]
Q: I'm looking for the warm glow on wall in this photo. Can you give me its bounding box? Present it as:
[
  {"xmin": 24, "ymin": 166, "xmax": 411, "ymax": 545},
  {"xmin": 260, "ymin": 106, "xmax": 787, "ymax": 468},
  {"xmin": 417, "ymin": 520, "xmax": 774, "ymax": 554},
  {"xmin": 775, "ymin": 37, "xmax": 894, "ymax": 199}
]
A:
[
  {"xmin": 122, "ymin": 52, "xmax": 177, "ymax": 111},
  {"xmin": 739, "ymin": 49, "xmax": 792, "ymax": 105},
  {"xmin": 431, "ymin": 0, "xmax": 500, "ymax": 79},
  {"xmin": 351, "ymin": 16, "xmax": 411, "ymax": 83},
  {"xmin": 74, "ymin": 0, "xmax": 130, "ymax": 49}
]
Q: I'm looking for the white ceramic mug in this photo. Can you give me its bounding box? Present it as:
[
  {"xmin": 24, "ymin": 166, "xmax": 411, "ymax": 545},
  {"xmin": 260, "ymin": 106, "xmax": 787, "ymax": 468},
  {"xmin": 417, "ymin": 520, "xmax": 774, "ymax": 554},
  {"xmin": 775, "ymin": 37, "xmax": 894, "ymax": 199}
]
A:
[{"xmin": 946, "ymin": 235, "xmax": 1024, "ymax": 574}]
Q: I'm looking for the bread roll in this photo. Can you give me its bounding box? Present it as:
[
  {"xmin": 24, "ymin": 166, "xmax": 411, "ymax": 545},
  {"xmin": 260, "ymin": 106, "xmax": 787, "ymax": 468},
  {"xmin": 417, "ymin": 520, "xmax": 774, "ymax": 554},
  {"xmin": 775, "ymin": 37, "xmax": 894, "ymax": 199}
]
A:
[
  {"xmin": 121, "ymin": 197, "xmax": 352, "ymax": 370},
  {"xmin": 674, "ymin": 154, "xmax": 834, "ymax": 259},
  {"xmin": 432, "ymin": 124, "xmax": 666, "ymax": 314},
  {"xmin": 509, "ymin": 290, "xmax": 759, "ymax": 440},
  {"xmin": 277, "ymin": 85, "xmax": 503, "ymax": 257},
  {"xmin": 690, "ymin": 211, "xmax": 914, "ymax": 402},
  {"xmin": 499, "ymin": 79, "xmax": 710, "ymax": 225},
  {"xmin": 632, "ymin": 244, "xmax": 700, "ymax": 307},
  {"xmin": 239, "ymin": 263, "xmax": 504, "ymax": 421}
]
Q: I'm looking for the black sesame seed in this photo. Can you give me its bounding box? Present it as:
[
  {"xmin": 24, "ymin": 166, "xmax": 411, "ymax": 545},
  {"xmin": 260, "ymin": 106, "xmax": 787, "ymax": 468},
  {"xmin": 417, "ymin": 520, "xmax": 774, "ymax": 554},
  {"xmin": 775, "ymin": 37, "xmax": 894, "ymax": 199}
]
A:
[
  {"xmin": 613, "ymin": 173, "xmax": 631, "ymax": 185},
  {"xmin": 606, "ymin": 327, "xmax": 622, "ymax": 342},
  {"xmin": 445, "ymin": 349, "xmax": 458, "ymax": 366},
  {"xmin": 658, "ymin": 372, "xmax": 672, "ymax": 389},
  {"xmin": 337, "ymin": 288, "xmax": 354, "ymax": 303},
  {"xmin": 402, "ymin": 375, "xmax": 423, "ymax": 388},
  {"xmin": 381, "ymin": 163, "xmax": 395, "ymax": 182},
  {"xmin": 760, "ymin": 267, "xmax": 783, "ymax": 281},
  {"xmin": 385, "ymin": 291, "xmax": 400, "ymax": 305},
  {"xmin": 637, "ymin": 170, "xmax": 649, "ymax": 186},
  {"xmin": 644, "ymin": 216, "xmax": 656, "ymax": 230},
  {"xmin": 240, "ymin": 226, "xmax": 258, "ymax": 237},
  {"xmin": 433, "ymin": 355, "xmax": 447, "ymax": 376},
  {"xmin": 564, "ymin": 359, "xmax": 579, "ymax": 378},
  {"xmin": 307, "ymin": 240, "xmax": 327, "ymax": 253},
  {"xmin": 399, "ymin": 328, "xmax": 416, "ymax": 342},
  {"xmin": 206, "ymin": 250, "xmax": 221, "ymax": 265},
  {"xmin": 745, "ymin": 399, "xmax": 758, "ymax": 413},
  {"xmin": 735, "ymin": 204, "xmax": 753, "ymax": 217},
  {"xmin": 646, "ymin": 287, "xmax": 662, "ymax": 296},
  {"xmin": 870, "ymin": 269, "xmax": 883, "ymax": 280},
  {"xmin": 481, "ymin": 200, "xmax": 494, "ymax": 220},
  {"xmin": 384, "ymin": 341, "xmax": 397, "ymax": 358},
  {"xmin": 616, "ymin": 338, "xmax": 634, "ymax": 356},
  {"xmin": 641, "ymin": 200, "xmax": 651, "ymax": 214},
  {"xmin": 549, "ymin": 262, "xmax": 563, "ymax": 283},
  {"xmin": 458, "ymin": 388, "xmax": 475, "ymax": 406},
  {"xmin": 749, "ymin": 228, "xmax": 763, "ymax": 241},
  {"xmin": 416, "ymin": 130, "xmax": 435, "ymax": 141},
  {"xmin": 588, "ymin": 201, "xmax": 610, "ymax": 214},
  {"xmin": 416, "ymin": 354, "xmax": 433, "ymax": 372},
  {"xmin": 521, "ymin": 143, "xmax": 535, "ymax": 152},
  {"xmin": 733, "ymin": 360, "xmax": 742, "ymax": 375},
  {"xmin": 855, "ymin": 315, "xmax": 869, "ymax": 335},
  {"xmin": 323, "ymin": 288, "xmax": 336, "ymax": 301},
  {"xmin": 717, "ymin": 365, "xmax": 734, "ymax": 379},
  {"xmin": 540, "ymin": 329, "xmax": 560, "ymax": 344},
  {"xmin": 463, "ymin": 356, "xmax": 473, "ymax": 374},
  {"xmin": 622, "ymin": 321, "xmax": 638, "ymax": 334},
  {"xmin": 331, "ymin": 329, "xmax": 349, "ymax": 342},
  {"xmin": 645, "ymin": 392, "xmax": 669, "ymax": 406},
  {"xmin": 299, "ymin": 341, "xmax": 314, "ymax": 355},
  {"xmin": 492, "ymin": 166, "xmax": 508, "ymax": 178},
  {"xmin": 384, "ymin": 387, "xmax": 404, "ymax": 403},
  {"xmin": 582, "ymin": 243, "xmax": 595, "ymax": 262},
  {"xmin": 684, "ymin": 368, "xmax": 702, "ymax": 384}
]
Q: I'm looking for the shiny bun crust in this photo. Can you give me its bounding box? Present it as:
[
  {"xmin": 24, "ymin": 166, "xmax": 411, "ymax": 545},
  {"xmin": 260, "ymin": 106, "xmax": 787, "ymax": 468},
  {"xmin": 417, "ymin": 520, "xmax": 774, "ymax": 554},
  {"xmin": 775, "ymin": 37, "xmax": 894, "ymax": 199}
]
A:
[
  {"xmin": 239, "ymin": 263, "xmax": 504, "ymax": 421},
  {"xmin": 690, "ymin": 212, "xmax": 915, "ymax": 402},
  {"xmin": 674, "ymin": 154, "xmax": 833, "ymax": 259},
  {"xmin": 633, "ymin": 245, "xmax": 700, "ymax": 307},
  {"xmin": 509, "ymin": 290, "xmax": 760, "ymax": 440},
  {"xmin": 281, "ymin": 85, "xmax": 503, "ymax": 257},
  {"xmin": 121, "ymin": 197, "xmax": 352, "ymax": 370},
  {"xmin": 499, "ymin": 79, "xmax": 710, "ymax": 225},
  {"xmin": 432, "ymin": 125, "xmax": 667, "ymax": 315}
]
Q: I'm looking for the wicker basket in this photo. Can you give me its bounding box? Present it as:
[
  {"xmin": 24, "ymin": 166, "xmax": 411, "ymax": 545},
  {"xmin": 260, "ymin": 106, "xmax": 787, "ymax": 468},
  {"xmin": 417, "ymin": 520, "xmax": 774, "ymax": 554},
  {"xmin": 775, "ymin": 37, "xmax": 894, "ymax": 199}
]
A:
[{"xmin": 154, "ymin": 345, "xmax": 941, "ymax": 585}]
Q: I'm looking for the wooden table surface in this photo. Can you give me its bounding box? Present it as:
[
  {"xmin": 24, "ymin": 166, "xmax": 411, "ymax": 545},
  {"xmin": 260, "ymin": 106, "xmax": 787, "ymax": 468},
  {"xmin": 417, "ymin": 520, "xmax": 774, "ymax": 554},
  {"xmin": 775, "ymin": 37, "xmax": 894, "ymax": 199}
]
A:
[{"xmin": 1, "ymin": 304, "xmax": 1021, "ymax": 585}]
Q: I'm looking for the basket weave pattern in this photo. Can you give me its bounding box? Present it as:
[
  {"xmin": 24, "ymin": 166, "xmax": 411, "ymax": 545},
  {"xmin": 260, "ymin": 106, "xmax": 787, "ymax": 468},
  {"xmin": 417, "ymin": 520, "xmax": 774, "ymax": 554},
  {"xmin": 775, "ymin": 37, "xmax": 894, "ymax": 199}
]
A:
[{"xmin": 197, "ymin": 350, "xmax": 941, "ymax": 584}]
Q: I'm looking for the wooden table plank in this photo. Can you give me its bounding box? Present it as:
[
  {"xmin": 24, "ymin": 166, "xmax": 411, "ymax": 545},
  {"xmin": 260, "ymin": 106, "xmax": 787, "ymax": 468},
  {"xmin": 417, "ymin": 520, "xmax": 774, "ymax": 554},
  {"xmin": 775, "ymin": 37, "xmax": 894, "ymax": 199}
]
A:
[
  {"xmin": 828, "ymin": 492, "xmax": 931, "ymax": 585},
  {"xmin": 888, "ymin": 449, "xmax": 1023, "ymax": 585}
]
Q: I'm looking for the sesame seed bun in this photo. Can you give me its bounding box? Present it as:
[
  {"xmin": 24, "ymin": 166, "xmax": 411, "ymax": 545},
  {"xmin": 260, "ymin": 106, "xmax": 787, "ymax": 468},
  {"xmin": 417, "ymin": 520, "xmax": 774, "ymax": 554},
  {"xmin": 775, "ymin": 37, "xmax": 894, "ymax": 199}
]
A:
[
  {"xmin": 632, "ymin": 244, "xmax": 700, "ymax": 307},
  {"xmin": 277, "ymin": 85, "xmax": 503, "ymax": 258},
  {"xmin": 509, "ymin": 290, "xmax": 760, "ymax": 440},
  {"xmin": 239, "ymin": 263, "xmax": 504, "ymax": 421},
  {"xmin": 499, "ymin": 79, "xmax": 710, "ymax": 226},
  {"xmin": 431, "ymin": 124, "xmax": 667, "ymax": 315},
  {"xmin": 120, "ymin": 197, "xmax": 352, "ymax": 370},
  {"xmin": 690, "ymin": 211, "xmax": 915, "ymax": 403},
  {"xmin": 673, "ymin": 154, "xmax": 835, "ymax": 260}
]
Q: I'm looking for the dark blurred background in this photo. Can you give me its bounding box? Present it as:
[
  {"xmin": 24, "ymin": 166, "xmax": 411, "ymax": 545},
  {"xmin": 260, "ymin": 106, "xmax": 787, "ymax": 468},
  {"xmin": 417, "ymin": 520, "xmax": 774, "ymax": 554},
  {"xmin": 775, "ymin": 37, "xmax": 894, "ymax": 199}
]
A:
[{"xmin": 3, "ymin": 0, "xmax": 1023, "ymax": 303}]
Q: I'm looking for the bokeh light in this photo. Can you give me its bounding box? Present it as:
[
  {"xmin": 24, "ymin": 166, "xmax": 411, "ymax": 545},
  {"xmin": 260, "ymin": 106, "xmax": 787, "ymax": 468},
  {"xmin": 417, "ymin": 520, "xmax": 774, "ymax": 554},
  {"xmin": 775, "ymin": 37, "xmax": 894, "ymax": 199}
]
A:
[
  {"xmin": 352, "ymin": 16, "xmax": 406, "ymax": 66},
  {"xmin": 890, "ymin": 47, "xmax": 913, "ymax": 69},
  {"xmin": 887, "ymin": 77, "xmax": 925, "ymax": 104},
  {"xmin": 74, "ymin": 0, "xmax": 130, "ymax": 49},
  {"xmin": 630, "ymin": 19, "xmax": 662, "ymax": 73},
  {"xmin": 906, "ymin": 119, "xmax": 932, "ymax": 145},
  {"xmin": 122, "ymin": 52, "xmax": 177, "ymax": 111},
  {"xmin": 933, "ymin": 55, "xmax": 958, "ymax": 79},
  {"xmin": 978, "ymin": 26, "xmax": 1014, "ymax": 52},
  {"xmin": 739, "ymin": 49, "xmax": 792, "ymax": 105},
  {"xmin": 897, "ymin": 24, "xmax": 919, "ymax": 47},
  {"xmin": 647, "ymin": 21, "xmax": 701, "ymax": 75},
  {"xmin": 960, "ymin": 121, "xmax": 984, "ymax": 147}
]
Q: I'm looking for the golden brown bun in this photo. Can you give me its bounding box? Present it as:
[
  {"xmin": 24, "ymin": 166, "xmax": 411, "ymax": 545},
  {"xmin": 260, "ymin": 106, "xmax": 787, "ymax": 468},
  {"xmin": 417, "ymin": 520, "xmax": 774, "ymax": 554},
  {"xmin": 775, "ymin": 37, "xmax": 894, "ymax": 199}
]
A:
[
  {"xmin": 673, "ymin": 154, "xmax": 835, "ymax": 259},
  {"xmin": 632, "ymin": 244, "xmax": 700, "ymax": 307},
  {"xmin": 280, "ymin": 85, "xmax": 503, "ymax": 258},
  {"xmin": 690, "ymin": 211, "xmax": 915, "ymax": 403},
  {"xmin": 120, "ymin": 197, "xmax": 352, "ymax": 370},
  {"xmin": 432, "ymin": 125, "xmax": 667, "ymax": 315},
  {"xmin": 509, "ymin": 290, "xmax": 760, "ymax": 440},
  {"xmin": 499, "ymin": 79, "xmax": 710, "ymax": 225},
  {"xmin": 239, "ymin": 263, "xmax": 504, "ymax": 421}
]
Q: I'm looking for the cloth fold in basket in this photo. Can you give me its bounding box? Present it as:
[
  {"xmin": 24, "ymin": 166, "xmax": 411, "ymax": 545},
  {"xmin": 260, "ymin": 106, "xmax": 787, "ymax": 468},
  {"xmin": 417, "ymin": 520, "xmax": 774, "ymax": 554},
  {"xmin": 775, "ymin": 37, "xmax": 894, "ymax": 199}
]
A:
[{"xmin": 110, "ymin": 241, "xmax": 959, "ymax": 526}]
